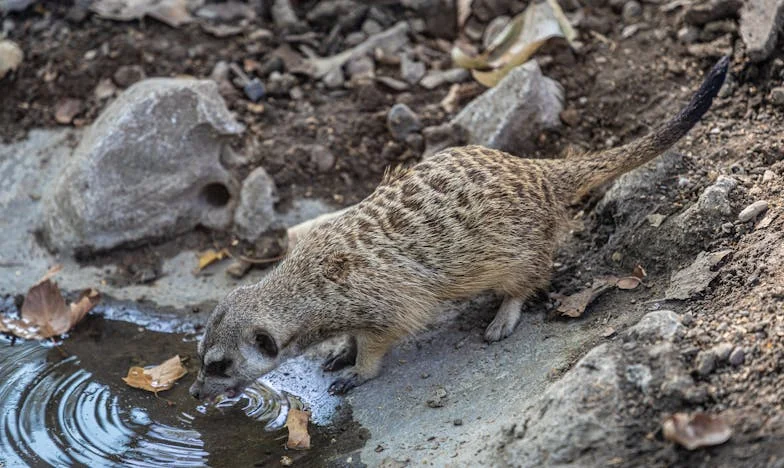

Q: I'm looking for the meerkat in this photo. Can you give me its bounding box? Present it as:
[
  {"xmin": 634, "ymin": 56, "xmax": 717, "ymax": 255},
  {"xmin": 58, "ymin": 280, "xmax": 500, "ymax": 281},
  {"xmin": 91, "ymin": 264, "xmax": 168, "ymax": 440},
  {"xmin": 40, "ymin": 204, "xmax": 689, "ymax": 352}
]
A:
[{"xmin": 189, "ymin": 57, "xmax": 729, "ymax": 399}]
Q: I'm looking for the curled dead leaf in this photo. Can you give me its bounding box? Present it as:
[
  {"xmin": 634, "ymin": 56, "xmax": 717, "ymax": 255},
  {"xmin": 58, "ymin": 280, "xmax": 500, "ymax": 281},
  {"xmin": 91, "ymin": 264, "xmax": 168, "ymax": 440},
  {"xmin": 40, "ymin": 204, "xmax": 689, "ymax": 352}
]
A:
[
  {"xmin": 196, "ymin": 248, "xmax": 230, "ymax": 271},
  {"xmin": 662, "ymin": 412, "xmax": 732, "ymax": 450},
  {"xmin": 632, "ymin": 264, "xmax": 647, "ymax": 279},
  {"xmin": 453, "ymin": 0, "xmax": 575, "ymax": 87},
  {"xmin": 555, "ymin": 277, "xmax": 615, "ymax": 318},
  {"xmin": 285, "ymin": 408, "xmax": 311, "ymax": 450},
  {"xmin": 122, "ymin": 355, "xmax": 188, "ymax": 394},
  {"xmin": 616, "ymin": 276, "xmax": 641, "ymax": 290},
  {"xmin": 0, "ymin": 276, "xmax": 100, "ymax": 340}
]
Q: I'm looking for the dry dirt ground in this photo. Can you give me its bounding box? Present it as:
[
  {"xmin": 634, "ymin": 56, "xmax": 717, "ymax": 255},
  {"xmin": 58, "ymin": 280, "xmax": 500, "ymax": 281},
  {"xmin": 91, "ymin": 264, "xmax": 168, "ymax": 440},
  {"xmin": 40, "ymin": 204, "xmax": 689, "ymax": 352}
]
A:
[{"xmin": 1, "ymin": 0, "xmax": 783, "ymax": 466}]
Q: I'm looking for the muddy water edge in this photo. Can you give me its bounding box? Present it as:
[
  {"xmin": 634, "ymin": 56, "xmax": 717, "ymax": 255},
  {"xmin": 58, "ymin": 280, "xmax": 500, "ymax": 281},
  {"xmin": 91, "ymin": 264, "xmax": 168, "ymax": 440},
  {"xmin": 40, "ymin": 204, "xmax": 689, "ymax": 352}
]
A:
[{"xmin": 0, "ymin": 299, "xmax": 368, "ymax": 467}]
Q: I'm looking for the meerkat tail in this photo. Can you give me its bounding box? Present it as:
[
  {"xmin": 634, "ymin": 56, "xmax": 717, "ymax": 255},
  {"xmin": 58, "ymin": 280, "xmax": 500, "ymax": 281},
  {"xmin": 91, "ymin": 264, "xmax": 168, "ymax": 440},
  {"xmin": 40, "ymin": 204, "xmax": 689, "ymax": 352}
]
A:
[{"xmin": 565, "ymin": 56, "xmax": 729, "ymax": 199}]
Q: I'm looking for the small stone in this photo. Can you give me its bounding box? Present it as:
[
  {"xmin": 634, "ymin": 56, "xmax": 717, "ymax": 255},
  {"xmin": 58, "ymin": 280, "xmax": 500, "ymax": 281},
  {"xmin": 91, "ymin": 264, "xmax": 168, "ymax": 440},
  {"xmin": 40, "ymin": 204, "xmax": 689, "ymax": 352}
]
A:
[
  {"xmin": 289, "ymin": 87, "xmax": 304, "ymax": 100},
  {"xmin": 426, "ymin": 387, "xmax": 448, "ymax": 408},
  {"xmin": 677, "ymin": 26, "xmax": 700, "ymax": 43},
  {"xmin": 559, "ymin": 108, "xmax": 580, "ymax": 126},
  {"xmin": 362, "ymin": 18, "xmax": 382, "ymax": 35},
  {"xmin": 762, "ymin": 170, "xmax": 776, "ymax": 183},
  {"xmin": 387, "ymin": 103, "xmax": 422, "ymax": 141},
  {"xmin": 323, "ymin": 66, "xmax": 345, "ymax": 89},
  {"xmin": 226, "ymin": 259, "xmax": 252, "ymax": 278},
  {"xmin": 344, "ymin": 31, "xmax": 367, "ymax": 47},
  {"xmin": 94, "ymin": 79, "xmax": 117, "ymax": 100},
  {"xmin": 234, "ymin": 167, "xmax": 278, "ymax": 242},
  {"xmin": 400, "ymin": 54, "xmax": 426, "ymax": 84},
  {"xmin": 420, "ymin": 68, "xmax": 470, "ymax": 89},
  {"xmin": 694, "ymin": 350, "xmax": 717, "ymax": 376},
  {"xmin": 0, "ymin": 39, "xmax": 23, "ymax": 80},
  {"xmin": 376, "ymin": 76, "xmax": 409, "ymax": 91},
  {"xmin": 309, "ymin": 144, "xmax": 336, "ymax": 172},
  {"xmin": 737, "ymin": 200, "xmax": 769, "ymax": 222},
  {"xmin": 622, "ymin": 1, "xmax": 642, "ymax": 22},
  {"xmin": 54, "ymin": 98, "xmax": 84, "ymax": 125},
  {"xmin": 113, "ymin": 65, "xmax": 146, "ymax": 88},
  {"xmin": 453, "ymin": 418, "xmax": 463, "ymax": 426},
  {"xmin": 770, "ymin": 87, "xmax": 784, "ymax": 106},
  {"xmin": 713, "ymin": 343, "xmax": 734, "ymax": 361},
  {"xmin": 729, "ymin": 347, "xmax": 745, "ymax": 366},
  {"xmin": 346, "ymin": 55, "xmax": 375, "ymax": 81}
]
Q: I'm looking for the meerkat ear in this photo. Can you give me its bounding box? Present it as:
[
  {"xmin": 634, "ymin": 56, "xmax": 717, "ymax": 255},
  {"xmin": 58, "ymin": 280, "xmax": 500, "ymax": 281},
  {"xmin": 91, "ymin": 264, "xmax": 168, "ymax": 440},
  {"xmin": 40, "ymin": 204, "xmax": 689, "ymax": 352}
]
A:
[
  {"xmin": 322, "ymin": 252, "xmax": 358, "ymax": 283},
  {"xmin": 255, "ymin": 331, "xmax": 278, "ymax": 357}
]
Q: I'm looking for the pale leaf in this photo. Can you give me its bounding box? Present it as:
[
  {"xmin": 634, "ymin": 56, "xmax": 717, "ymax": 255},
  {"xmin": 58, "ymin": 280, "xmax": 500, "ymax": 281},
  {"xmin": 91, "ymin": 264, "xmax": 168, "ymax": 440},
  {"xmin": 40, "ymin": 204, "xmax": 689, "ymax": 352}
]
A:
[
  {"xmin": 285, "ymin": 408, "xmax": 312, "ymax": 450},
  {"xmin": 123, "ymin": 355, "xmax": 188, "ymax": 394}
]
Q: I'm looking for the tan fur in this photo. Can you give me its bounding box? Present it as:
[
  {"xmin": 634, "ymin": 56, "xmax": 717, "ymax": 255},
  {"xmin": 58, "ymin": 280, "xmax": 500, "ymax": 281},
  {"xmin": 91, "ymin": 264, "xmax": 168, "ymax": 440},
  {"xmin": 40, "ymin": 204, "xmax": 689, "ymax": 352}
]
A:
[{"xmin": 190, "ymin": 57, "xmax": 729, "ymax": 398}]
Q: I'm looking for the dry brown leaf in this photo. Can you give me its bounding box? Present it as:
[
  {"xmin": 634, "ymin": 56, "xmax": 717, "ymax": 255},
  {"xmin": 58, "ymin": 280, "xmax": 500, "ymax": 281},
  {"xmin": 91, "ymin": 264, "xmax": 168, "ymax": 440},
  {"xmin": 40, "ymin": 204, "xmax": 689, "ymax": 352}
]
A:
[
  {"xmin": 632, "ymin": 264, "xmax": 647, "ymax": 279},
  {"xmin": 556, "ymin": 277, "xmax": 615, "ymax": 318},
  {"xmin": 91, "ymin": 0, "xmax": 194, "ymax": 28},
  {"xmin": 123, "ymin": 355, "xmax": 188, "ymax": 394},
  {"xmin": 662, "ymin": 412, "xmax": 732, "ymax": 450},
  {"xmin": 616, "ymin": 276, "xmax": 641, "ymax": 290},
  {"xmin": 285, "ymin": 408, "xmax": 311, "ymax": 450},
  {"xmin": 1, "ymin": 279, "xmax": 100, "ymax": 340},
  {"xmin": 196, "ymin": 248, "xmax": 230, "ymax": 271},
  {"xmin": 452, "ymin": 0, "xmax": 575, "ymax": 87}
]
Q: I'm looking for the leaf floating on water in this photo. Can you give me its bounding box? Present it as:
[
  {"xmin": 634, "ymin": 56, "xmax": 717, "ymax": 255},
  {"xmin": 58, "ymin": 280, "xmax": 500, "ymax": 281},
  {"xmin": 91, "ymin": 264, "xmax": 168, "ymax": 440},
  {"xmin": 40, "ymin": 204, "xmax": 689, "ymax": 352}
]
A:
[
  {"xmin": 555, "ymin": 277, "xmax": 615, "ymax": 318},
  {"xmin": 616, "ymin": 276, "xmax": 641, "ymax": 290},
  {"xmin": 452, "ymin": 0, "xmax": 575, "ymax": 87},
  {"xmin": 0, "ymin": 269, "xmax": 100, "ymax": 340},
  {"xmin": 122, "ymin": 355, "xmax": 188, "ymax": 394},
  {"xmin": 196, "ymin": 248, "xmax": 230, "ymax": 271},
  {"xmin": 662, "ymin": 412, "xmax": 732, "ymax": 450},
  {"xmin": 285, "ymin": 408, "xmax": 312, "ymax": 450}
]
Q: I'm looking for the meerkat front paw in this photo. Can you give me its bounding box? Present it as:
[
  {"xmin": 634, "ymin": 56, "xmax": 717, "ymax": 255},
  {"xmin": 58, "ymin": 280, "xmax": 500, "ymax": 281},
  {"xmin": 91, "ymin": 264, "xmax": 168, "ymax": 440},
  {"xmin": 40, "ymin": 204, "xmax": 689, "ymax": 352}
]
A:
[
  {"xmin": 322, "ymin": 337, "xmax": 358, "ymax": 372},
  {"xmin": 328, "ymin": 371, "xmax": 364, "ymax": 395},
  {"xmin": 484, "ymin": 296, "xmax": 524, "ymax": 342}
]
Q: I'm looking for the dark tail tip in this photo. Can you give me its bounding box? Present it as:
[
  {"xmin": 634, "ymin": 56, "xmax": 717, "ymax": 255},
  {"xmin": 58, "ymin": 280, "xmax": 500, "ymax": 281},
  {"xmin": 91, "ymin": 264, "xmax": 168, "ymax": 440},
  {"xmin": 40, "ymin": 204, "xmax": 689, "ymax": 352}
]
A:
[{"xmin": 678, "ymin": 56, "xmax": 730, "ymax": 127}]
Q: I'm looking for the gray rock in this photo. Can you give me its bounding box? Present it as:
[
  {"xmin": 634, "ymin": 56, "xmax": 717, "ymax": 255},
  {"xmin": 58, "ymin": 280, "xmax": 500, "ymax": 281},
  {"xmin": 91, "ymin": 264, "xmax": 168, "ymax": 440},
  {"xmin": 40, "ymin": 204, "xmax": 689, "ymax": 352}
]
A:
[
  {"xmin": 729, "ymin": 347, "xmax": 745, "ymax": 366},
  {"xmin": 625, "ymin": 364, "xmax": 652, "ymax": 393},
  {"xmin": 694, "ymin": 350, "xmax": 717, "ymax": 376},
  {"xmin": 400, "ymin": 54, "xmax": 426, "ymax": 84},
  {"xmin": 346, "ymin": 56, "xmax": 375, "ymax": 81},
  {"xmin": 387, "ymin": 103, "xmax": 422, "ymax": 141},
  {"xmin": 665, "ymin": 250, "xmax": 733, "ymax": 300},
  {"xmin": 737, "ymin": 200, "xmax": 769, "ymax": 222},
  {"xmin": 452, "ymin": 61, "xmax": 563, "ymax": 154},
  {"xmin": 234, "ymin": 167, "xmax": 278, "ymax": 242},
  {"xmin": 271, "ymin": 0, "xmax": 300, "ymax": 28},
  {"xmin": 42, "ymin": 79, "xmax": 243, "ymax": 253},
  {"xmin": 678, "ymin": 175, "xmax": 737, "ymax": 225},
  {"xmin": 628, "ymin": 310, "xmax": 682, "ymax": 340},
  {"xmin": 740, "ymin": 0, "xmax": 784, "ymax": 62}
]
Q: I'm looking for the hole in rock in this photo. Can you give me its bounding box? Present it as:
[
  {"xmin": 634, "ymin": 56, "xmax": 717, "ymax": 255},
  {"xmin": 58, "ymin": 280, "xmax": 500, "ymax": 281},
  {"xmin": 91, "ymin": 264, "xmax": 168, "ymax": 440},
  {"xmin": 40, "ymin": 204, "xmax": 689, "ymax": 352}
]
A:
[{"xmin": 200, "ymin": 183, "xmax": 231, "ymax": 207}]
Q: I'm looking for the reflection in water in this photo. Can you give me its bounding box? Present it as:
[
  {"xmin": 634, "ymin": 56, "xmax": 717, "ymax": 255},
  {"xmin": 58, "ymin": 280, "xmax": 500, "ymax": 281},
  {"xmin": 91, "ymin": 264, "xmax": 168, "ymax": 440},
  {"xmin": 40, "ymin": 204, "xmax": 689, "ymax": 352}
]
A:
[{"xmin": 0, "ymin": 320, "xmax": 295, "ymax": 467}]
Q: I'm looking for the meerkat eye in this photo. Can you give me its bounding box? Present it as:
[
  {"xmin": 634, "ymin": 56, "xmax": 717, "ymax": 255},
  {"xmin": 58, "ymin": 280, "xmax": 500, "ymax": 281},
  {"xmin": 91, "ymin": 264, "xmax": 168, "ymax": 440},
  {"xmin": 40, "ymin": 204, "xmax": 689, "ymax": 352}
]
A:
[
  {"xmin": 205, "ymin": 359, "xmax": 232, "ymax": 377},
  {"xmin": 255, "ymin": 331, "xmax": 278, "ymax": 358}
]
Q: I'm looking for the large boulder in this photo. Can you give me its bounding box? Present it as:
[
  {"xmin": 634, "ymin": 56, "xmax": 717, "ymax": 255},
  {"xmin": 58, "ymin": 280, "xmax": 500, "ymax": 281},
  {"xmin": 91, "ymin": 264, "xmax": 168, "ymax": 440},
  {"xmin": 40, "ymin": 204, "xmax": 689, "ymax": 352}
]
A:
[
  {"xmin": 452, "ymin": 61, "xmax": 563, "ymax": 155},
  {"xmin": 42, "ymin": 78, "xmax": 244, "ymax": 253}
]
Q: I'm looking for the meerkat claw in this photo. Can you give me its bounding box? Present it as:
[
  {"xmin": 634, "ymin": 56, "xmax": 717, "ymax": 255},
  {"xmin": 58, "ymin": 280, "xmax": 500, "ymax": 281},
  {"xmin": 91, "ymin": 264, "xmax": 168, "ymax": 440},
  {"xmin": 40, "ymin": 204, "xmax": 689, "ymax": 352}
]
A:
[{"xmin": 328, "ymin": 373, "xmax": 360, "ymax": 395}]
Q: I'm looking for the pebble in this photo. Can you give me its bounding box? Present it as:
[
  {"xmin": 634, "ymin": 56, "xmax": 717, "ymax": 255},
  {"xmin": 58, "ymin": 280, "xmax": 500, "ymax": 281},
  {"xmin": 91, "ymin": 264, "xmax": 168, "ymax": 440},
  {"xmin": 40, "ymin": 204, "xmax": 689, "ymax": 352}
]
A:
[
  {"xmin": 762, "ymin": 170, "xmax": 776, "ymax": 183},
  {"xmin": 713, "ymin": 342, "xmax": 734, "ymax": 361},
  {"xmin": 376, "ymin": 76, "xmax": 410, "ymax": 91},
  {"xmin": 729, "ymin": 347, "xmax": 745, "ymax": 366},
  {"xmin": 344, "ymin": 31, "xmax": 367, "ymax": 47},
  {"xmin": 677, "ymin": 26, "xmax": 700, "ymax": 44},
  {"xmin": 346, "ymin": 56, "xmax": 375, "ymax": 81},
  {"xmin": 622, "ymin": 1, "xmax": 642, "ymax": 22},
  {"xmin": 453, "ymin": 418, "xmax": 463, "ymax": 426},
  {"xmin": 387, "ymin": 103, "xmax": 422, "ymax": 141},
  {"xmin": 426, "ymin": 387, "xmax": 448, "ymax": 408},
  {"xmin": 113, "ymin": 65, "xmax": 146, "ymax": 88},
  {"xmin": 559, "ymin": 108, "xmax": 580, "ymax": 126},
  {"xmin": 770, "ymin": 87, "xmax": 784, "ymax": 106},
  {"xmin": 400, "ymin": 54, "xmax": 426, "ymax": 85},
  {"xmin": 695, "ymin": 350, "xmax": 717, "ymax": 376},
  {"xmin": 420, "ymin": 68, "xmax": 469, "ymax": 90},
  {"xmin": 737, "ymin": 200, "xmax": 769, "ymax": 222},
  {"xmin": 322, "ymin": 66, "xmax": 345, "ymax": 89},
  {"xmin": 0, "ymin": 39, "xmax": 23, "ymax": 80},
  {"xmin": 309, "ymin": 144, "xmax": 336, "ymax": 172}
]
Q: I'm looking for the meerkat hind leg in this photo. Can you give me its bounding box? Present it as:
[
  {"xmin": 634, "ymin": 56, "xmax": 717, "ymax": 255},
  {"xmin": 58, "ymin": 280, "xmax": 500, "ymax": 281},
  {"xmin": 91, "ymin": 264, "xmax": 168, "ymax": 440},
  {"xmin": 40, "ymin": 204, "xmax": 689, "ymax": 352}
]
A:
[
  {"xmin": 484, "ymin": 296, "xmax": 524, "ymax": 342},
  {"xmin": 328, "ymin": 333, "xmax": 393, "ymax": 395},
  {"xmin": 322, "ymin": 335, "xmax": 358, "ymax": 372}
]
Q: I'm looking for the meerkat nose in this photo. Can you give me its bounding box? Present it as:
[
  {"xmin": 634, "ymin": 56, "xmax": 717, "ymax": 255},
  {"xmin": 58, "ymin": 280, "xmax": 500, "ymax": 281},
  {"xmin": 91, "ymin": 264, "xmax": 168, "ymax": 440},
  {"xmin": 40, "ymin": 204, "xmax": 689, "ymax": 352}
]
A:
[{"xmin": 188, "ymin": 384, "xmax": 201, "ymax": 399}]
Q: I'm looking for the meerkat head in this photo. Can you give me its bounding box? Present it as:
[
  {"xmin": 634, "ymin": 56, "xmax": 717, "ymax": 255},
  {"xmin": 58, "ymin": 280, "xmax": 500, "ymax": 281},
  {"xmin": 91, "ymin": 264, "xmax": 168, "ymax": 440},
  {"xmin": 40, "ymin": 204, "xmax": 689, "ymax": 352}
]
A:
[{"xmin": 188, "ymin": 283, "xmax": 298, "ymax": 401}]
